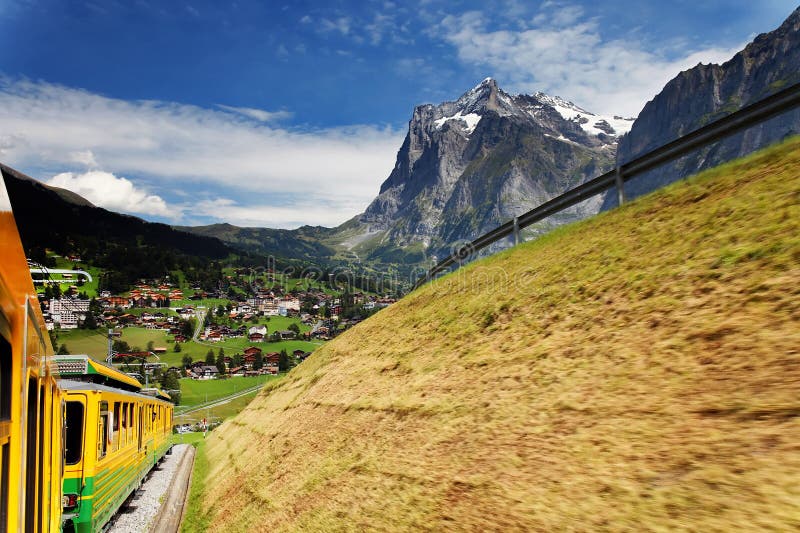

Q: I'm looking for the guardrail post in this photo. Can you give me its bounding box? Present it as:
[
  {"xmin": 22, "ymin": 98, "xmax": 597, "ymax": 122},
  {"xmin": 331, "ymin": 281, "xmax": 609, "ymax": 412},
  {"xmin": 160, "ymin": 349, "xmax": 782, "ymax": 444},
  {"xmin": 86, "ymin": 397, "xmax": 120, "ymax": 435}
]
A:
[
  {"xmin": 615, "ymin": 166, "xmax": 626, "ymax": 205},
  {"xmin": 513, "ymin": 216, "xmax": 520, "ymax": 246}
]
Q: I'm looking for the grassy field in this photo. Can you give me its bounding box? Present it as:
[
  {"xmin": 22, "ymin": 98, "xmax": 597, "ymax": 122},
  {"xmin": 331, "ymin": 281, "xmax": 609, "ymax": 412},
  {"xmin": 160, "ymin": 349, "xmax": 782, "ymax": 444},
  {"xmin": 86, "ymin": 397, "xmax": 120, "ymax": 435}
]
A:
[
  {"xmin": 172, "ymin": 431, "xmax": 206, "ymax": 447},
  {"xmin": 174, "ymin": 388, "xmax": 268, "ymax": 427},
  {"xmin": 124, "ymin": 307, "xmax": 179, "ymax": 317},
  {"xmin": 35, "ymin": 255, "xmax": 103, "ymax": 298},
  {"xmin": 55, "ymin": 326, "xmax": 168, "ymax": 357},
  {"xmin": 186, "ymin": 138, "xmax": 800, "ymax": 531},
  {"xmin": 169, "ymin": 297, "xmax": 232, "ymax": 309},
  {"xmin": 54, "ymin": 313, "xmax": 322, "ymax": 367},
  {"xmin": 178, "ymin": 375, "xmax": 274, "ymax": 409}
]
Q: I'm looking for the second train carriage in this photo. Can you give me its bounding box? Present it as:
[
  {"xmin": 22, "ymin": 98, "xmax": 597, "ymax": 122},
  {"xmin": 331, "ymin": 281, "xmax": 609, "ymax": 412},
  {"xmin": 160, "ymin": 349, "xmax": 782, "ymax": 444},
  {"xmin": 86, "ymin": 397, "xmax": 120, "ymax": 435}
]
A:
[{"xmin": 55, "ymin": 356, "xmax": 173, "ymax": 533}]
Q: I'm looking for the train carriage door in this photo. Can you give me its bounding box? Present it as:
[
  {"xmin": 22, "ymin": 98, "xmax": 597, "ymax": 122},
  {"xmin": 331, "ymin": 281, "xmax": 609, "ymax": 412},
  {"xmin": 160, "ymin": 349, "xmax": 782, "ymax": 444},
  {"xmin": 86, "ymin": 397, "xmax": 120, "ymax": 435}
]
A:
[{"xmin": 0, "ymin": 327, "xmax": 11, "ymax": 531}]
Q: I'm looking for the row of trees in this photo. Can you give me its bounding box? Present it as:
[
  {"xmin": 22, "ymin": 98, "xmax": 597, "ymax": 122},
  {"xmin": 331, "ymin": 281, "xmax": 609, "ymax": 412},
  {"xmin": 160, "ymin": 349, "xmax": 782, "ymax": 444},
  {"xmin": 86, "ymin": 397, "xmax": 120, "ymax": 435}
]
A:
[{"xmin": 180, "ymin": 347, "xmax": 296, "ymax": 373}]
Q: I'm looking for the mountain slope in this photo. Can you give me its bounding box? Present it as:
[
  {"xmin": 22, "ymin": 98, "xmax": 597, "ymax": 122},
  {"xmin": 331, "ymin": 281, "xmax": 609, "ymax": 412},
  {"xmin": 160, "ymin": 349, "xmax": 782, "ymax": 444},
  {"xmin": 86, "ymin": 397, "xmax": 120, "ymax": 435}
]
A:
[
  {"xmin": 604, "ymin": 6, "xmax": 800, "ymax": 208},
  {"xmin": 187, "ymin": 138, "xmax": 800, "ymax": 531},
  {"xmin": 1, "ymin": 164, "xmax": 233, "ymax": 259},
  {"xmin": 174, "ymin": 223, "xmax": 337, "ymax": 263}
]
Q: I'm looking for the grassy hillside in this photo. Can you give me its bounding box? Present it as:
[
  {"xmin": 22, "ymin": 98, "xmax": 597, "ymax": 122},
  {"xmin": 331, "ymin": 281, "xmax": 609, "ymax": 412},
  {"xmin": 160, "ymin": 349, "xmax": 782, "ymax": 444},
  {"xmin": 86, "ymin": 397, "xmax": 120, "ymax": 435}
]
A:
[
  {"xmin": 185, "ymin": 138, "xmax": 800, "ymax": 532},
  {"xmin": 178, "ymin": 375, "xmax": 275, "ymax": 410}
]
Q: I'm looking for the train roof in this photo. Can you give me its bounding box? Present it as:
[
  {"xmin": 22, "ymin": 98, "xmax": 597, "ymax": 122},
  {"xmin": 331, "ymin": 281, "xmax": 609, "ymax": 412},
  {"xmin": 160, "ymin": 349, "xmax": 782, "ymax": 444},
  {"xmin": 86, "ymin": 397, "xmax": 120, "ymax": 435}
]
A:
[
  {"xmin": 140, "ymin": 387, "xmax": 175, "ymax": 403},
  {"xmin": 53, "ymin": 355, "xmax": 143, "ymax": 392},
  {"xmin": 60, "ymin": 379, "xmax": 174, "ymax": 404}
]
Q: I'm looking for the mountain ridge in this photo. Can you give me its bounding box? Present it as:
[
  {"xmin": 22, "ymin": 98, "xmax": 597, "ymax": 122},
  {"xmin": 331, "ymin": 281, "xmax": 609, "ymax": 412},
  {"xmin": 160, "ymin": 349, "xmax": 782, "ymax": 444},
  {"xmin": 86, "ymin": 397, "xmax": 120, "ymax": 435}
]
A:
[{"xmin": 603, "ymin": 6, "xmax": 800, "ymax": 208}]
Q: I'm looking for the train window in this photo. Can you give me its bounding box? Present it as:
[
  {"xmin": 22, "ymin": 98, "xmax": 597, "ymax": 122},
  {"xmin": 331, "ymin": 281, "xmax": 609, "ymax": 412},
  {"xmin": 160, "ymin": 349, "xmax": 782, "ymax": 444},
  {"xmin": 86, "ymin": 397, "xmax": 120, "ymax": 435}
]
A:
[
  {"xmin": 125, "ymin": 403, "xmax": 131, "ymax": 439},
  {"xmin": 24, "ymin": 379, "xmax": 38, "ymax": 531},
  {"xmin": 65, "ymin": 402, "xmax": 84, "ymax": 465},
  {"xmin": 0, "ymin": 333, "xmax": 10, "ymax": 421},
  {"xmin": 113, "ymin": 403, "xmax": 120, "ymax": 431},
  {"xmin": 113, "ymin": 403, "xmax": 120, "ymax": 450},
  {"xmin": 98, "ymin": 402, "xmax": 108, "ymax": 460},
  {"xmin": 36, "ymin": 384, "xmax": 45, "ymax": 533},
  {"xmin": 128, "ymin": 403, "xmax": 134, "ymax": 444},
  {"xmin": 120, "ymin": 403, "xmax": 127, "ymax": 443}
]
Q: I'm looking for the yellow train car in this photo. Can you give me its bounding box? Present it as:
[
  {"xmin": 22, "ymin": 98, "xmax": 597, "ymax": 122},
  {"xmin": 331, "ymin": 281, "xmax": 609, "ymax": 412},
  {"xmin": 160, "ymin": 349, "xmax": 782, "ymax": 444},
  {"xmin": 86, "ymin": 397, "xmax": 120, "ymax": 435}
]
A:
[
  {"xmin": 55, "ymin": 356, "xmax": 173, "ymax": 533},
  {"xmin": 0, "ymin": 167, "xmax": 63, "ymax": 531}
]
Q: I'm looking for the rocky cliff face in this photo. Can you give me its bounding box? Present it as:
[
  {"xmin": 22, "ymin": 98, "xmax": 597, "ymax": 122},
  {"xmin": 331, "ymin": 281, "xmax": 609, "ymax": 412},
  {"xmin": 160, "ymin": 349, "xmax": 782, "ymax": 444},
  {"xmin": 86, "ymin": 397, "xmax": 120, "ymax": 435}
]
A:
[
  {"xmin": 604, "ymin": 7, "xmax": 800, "ymax": 208},
  {"xmin": 352, "ymin": 78, "xmax": 631, "ymax": 263}
]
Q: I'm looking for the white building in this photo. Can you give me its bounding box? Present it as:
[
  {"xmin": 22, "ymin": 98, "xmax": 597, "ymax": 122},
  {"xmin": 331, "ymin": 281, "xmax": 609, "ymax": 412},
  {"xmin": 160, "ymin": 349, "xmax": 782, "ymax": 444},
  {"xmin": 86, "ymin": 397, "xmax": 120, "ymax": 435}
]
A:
[{"xmin": 49, "ymin": 298, "xmax": 90, "ymax": 329}]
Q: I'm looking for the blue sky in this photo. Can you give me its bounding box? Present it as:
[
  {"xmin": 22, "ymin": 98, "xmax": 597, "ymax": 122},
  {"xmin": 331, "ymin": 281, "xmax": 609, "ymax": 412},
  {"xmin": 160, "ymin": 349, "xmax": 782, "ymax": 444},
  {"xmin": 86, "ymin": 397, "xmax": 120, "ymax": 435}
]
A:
[{"xmin": 0, "ymin": 0, "xmax": 795, "ymax": 227}]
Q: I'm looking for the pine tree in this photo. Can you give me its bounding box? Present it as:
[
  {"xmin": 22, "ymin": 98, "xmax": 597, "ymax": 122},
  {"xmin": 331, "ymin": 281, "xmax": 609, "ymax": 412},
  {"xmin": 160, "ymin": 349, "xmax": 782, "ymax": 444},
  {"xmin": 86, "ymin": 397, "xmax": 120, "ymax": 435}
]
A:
[{"xmin": 161, "ymin": 370, "xmax": 181, "ymax": 404}]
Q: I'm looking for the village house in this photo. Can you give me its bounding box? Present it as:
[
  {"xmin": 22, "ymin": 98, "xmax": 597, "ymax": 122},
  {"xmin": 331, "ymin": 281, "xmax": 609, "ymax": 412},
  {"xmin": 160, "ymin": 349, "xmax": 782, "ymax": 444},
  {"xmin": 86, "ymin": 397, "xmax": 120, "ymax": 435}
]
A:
[
  {"xmin": 264, "ymin": 352, "xmax": 280, "ymax": 375},
  {"xmin": 248, "ymin": 324, "xmax": 267, "ymax": 342},
  {"xmin": 199, "ymin": 366, "xmax": 219, "ymax": 379},
  {"xmin": 243, "ymin": 346, "xmax": 263, "ymax": 358},
  {"xmin": 102, "ymin": 296, "xmax": 131, "ymax": 309}
]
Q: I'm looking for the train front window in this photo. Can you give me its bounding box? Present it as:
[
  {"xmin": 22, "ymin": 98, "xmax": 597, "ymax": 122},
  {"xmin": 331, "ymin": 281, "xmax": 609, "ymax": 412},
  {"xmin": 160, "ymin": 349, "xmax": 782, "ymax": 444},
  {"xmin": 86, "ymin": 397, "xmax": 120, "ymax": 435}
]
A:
[{"xmin": 65, "ymin": 402, "xmax": 84, "ymax": 465}]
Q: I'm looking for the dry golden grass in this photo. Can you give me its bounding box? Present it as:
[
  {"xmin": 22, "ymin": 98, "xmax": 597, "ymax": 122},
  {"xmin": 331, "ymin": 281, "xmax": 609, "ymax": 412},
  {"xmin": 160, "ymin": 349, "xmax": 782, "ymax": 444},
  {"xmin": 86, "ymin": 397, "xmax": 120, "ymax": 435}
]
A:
[{"xmin": 185, "ymin": 138, "xmax": 800, "ymax": 532}]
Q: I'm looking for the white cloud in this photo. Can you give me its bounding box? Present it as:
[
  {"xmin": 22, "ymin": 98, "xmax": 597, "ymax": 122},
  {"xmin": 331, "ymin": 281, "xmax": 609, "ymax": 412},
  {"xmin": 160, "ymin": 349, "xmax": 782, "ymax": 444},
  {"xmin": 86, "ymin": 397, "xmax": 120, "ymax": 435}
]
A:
[
  {"xmin": 0, "ymin": 78, "xmax": 404, "ymax": 227},
  {"xmin": 188, "ymin": 197, "xmax": 361, "ymax": 228},
  {"xmin": 276, "ymin": 43, "xmax": 290, "ymax": 60},
  {"xmin": 47, "ymin": 170, "xmax": 173, "ymax": 218},
  {"xmin": 216, "ymin": 105, "xmax": 293, "ymax": 123},
  {"xmin": 320, "ymin": 16, "xmax": 351, "ymax": 35},
  {"xmin": 68, "ymin": 149, "xmax": 98, "ymax": 167},
  {"xmin": 439, "ymin": 5, "xmax": 744, "ymax": 116}
]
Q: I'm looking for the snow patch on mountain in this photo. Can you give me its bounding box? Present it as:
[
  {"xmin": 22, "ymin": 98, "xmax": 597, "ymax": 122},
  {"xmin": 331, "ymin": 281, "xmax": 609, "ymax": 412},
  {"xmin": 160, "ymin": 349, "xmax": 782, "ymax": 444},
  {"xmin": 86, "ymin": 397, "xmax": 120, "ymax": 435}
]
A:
[
  {"xmin": 534, "ymin": 92, "xmax": 634, "ymax": 137},
  {"xmin": 434, "ymin": 112, "xmax": 482, "ymax": 134}
]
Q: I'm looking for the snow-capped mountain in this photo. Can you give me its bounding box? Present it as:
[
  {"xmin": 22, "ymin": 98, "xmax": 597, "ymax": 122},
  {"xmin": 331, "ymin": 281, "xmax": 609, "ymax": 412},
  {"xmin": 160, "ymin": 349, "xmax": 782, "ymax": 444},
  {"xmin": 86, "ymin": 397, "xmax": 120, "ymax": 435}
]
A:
[{"xmin": 341, "ymin": 78, "xmax": 629, "ymax": 265}]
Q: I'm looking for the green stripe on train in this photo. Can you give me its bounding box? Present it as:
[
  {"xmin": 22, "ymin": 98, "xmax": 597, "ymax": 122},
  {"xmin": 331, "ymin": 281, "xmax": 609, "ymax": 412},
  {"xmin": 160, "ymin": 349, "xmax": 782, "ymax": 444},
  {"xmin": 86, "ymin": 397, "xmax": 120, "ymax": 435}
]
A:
[{"xmin": 62, "ymin": 443, "xmax": 172, "ymax": 532}]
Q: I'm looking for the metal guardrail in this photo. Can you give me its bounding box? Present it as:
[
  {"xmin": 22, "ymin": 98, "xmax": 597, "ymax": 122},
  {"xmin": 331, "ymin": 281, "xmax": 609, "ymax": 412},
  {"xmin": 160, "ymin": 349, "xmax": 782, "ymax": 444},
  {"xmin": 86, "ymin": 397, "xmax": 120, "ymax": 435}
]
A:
[{"xmin": 414, "ymin": 82, "xmax": 800, "ymax": 289}]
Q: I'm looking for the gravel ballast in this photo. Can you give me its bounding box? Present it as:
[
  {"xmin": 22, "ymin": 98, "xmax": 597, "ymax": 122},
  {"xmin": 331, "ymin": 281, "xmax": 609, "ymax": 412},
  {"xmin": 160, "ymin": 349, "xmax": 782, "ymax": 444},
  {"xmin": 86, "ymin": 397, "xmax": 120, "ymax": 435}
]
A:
[{"xmin": 107, "ymin": 444, "xmax": 191, "ymax": 533}]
